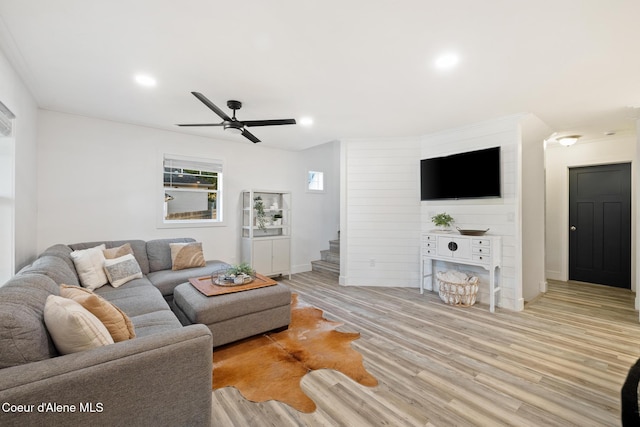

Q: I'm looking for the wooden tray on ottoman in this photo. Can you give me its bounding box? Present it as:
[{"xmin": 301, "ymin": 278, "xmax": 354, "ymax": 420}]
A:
[{"xmin": 189, "ymin": 273, "xmax": 277, "ymax": 297}]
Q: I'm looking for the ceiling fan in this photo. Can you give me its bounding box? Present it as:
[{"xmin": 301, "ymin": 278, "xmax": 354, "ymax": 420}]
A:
[{"xmin": 177, "ymin": 92, "xmax": 296, "ymax": 143}]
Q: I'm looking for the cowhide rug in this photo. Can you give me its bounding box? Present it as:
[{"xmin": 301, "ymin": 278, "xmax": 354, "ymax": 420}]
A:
[{"xmin": 212, "ymin": 294, "xmax": 378, "ymax": 412}]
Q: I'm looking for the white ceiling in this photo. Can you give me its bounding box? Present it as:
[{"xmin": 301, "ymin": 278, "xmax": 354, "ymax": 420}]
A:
[{"xmin": 1, "ymin": 0, "xmax": 639, "ymax": 151}]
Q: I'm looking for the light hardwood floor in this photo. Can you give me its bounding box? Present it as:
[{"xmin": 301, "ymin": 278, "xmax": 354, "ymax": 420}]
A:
[{"xmin": 212, "ymin": 272, "xmax": 640, "ymax": 426}]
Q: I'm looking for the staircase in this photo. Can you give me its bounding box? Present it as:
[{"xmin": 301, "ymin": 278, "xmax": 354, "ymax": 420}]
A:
[{"xmin": 311, "ymin": 239, "xmax": 340, "ymax": 275}]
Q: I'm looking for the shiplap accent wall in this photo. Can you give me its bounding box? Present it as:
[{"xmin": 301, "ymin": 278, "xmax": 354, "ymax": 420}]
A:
[
  {"xmin": 419, "ymin": 116, "xmax": 522, "ymax": 310},
  {"xmin": 340, "ymin": 137, "xmax": 421, "ymax": 287},
  {"xmin": 340, "ymin": 114, "xmax": 547, "ymax": 311}
]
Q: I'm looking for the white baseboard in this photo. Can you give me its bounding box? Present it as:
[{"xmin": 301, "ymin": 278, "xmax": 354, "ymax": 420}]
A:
[
  {"xmin": 539, "ymin": 281, "xmax": 548, "ymax": 293},
  {"xmin": 291, "ymin": 263, "xmax": 311, "ymax": 274}
]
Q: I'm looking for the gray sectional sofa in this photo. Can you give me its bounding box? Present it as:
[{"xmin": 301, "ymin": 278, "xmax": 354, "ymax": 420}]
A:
[{"xmin": 0, "ymin": 238, "xmax": 229, "ymax": 427}]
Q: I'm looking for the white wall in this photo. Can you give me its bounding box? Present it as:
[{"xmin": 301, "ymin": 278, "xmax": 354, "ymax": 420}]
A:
[
  {"xmin": 419, "ymin": 116, "xmax": 522, "ymax": 310},
  {"xmin": 295, "ymin": 140, "xmax": 341, "ymax": 270},
  {"xmin": 545, "ymin": 131, "xmax": 636, "ymax": 291},
  {"xmin": 36, "ymin": 111, "xmax": 339, "ymax": 273},
  {"xmin": 520, "ymin": 115, "xmax": 552, "ymax": 301},
  {"xmin": 338, "ymin": 114, "xmax": 547, "ymax": 311},
  {"xmin": 340, "ymin": 137, "xmax": 421, "ymax": 287},
  {"xmin": 0, "ymin": 47, "xmax": 39, "ymax": 278}
]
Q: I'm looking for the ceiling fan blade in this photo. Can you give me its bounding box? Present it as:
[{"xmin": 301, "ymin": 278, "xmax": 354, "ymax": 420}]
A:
[
  {"xmin": 176, "ymin": 123, "xmax": 224, "ymax": 127},
  {"xmin": 243, "ymin": 119, "xmax": 297, "ymax": 127},
  {"xmin": 242, "ymin": 128, "xmax": 261, "ymax": 143},
  {"xmin": 191, "ymin": 92, "xmax": 232, "ymax": 121}
]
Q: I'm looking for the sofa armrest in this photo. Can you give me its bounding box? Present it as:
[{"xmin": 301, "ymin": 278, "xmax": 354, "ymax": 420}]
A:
[{"xmin": 0, "ymin": 324, "xmax": 212, "ymax": 427}]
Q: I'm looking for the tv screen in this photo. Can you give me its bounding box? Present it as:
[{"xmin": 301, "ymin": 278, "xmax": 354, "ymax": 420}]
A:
[{"xmin": 420, "ymin": 147, "xmax": 501, "ymax": 200}]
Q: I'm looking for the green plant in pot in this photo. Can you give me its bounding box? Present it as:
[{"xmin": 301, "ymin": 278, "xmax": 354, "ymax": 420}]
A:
[
  {"xmin": 226, "ymin": 262, "xmax": 254, "ymax": 276},
  {"xmin": 254, "ymin": 196, "xmax": 267, "ymax": 231},
  {"xmin": 431, "ymin": 212, "xmax": 454, "ymax": 231}
]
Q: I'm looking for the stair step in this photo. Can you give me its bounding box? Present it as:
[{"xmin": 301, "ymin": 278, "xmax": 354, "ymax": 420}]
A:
[
  {"xmin": 311, "ymin": 260, "xmax": 340, "ymax": 275},
  {"xmin": 329, "ymin": 239, "xmax": 340, "ymax": 254},
  {"xmin": 321, "ymin": 249, "xmax": 340, "ymax": 264}
]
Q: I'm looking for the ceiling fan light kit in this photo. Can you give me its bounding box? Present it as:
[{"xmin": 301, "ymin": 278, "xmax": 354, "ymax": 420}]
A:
[
  {"xmin": 223, "ymin": 121, "xmax": 244, "ymax": 134},
  {"xmin": 177, "ymin": 92, "xmax": 296, "ymax": 143}
]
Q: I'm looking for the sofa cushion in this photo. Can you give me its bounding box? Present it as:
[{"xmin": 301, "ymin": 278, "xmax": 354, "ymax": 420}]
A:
[
  {"xmin": 128, "ymin": 310, "xmax": 183, "ymax": 338},
  {"xmin": 60, "ymin": 284, "xmax": 135, "ymax": 342},
  {"xmin": 70, "ymin": 244, "xmax": 109, "ymax": 290},
  {"xmin": 170, "ymin": 242, "xmax": 206, "ymax": 271},
  {"xmin": 146, "ymin": 238, "xmax": 195, "ymax": 272},
  {"xmin": 39, "ymin": 244, "xmax": 75, "ymax": 271},
  {"xmin": 70, "ymin": 240, "xmax": 150, "ymax": 275},
  {"xmin": 94, "ymin": 278, "xmax": 172, "ymax": 317},
  {"xmin": 44, "ymin": 295, "xmax": 114, "ymax": 355},
  {"xmin": 103, "ymin": 254, "xmax": 143, "ymax": 287},
  {"xmin": 19, "ymin": 255, "xmax": 80, "ymax": 287},
  {"xmin": 0, "ymin": 274, "xmax": 60, "ymax": 368},
  {"xmin": 146, "ymin": 260, "xmax": 230, "ymax": 297}
]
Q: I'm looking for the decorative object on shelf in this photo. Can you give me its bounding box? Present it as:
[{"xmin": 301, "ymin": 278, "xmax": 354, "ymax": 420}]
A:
[
  {"xmin": 254, "ymin": 196, "xmax": 267, "ymax": 231},
  {"xmin": 241, "ymin": 189, "xmax": 292, "ymax": 278},
  {"xmin": 436, "ymin": 270, "xmax": 479, "ymax": 307},
  {"xmin": 272, "ymin": 213, "xmax": 283, "ymax": 225},
  {"xmin": 456, "ymin": 227, "xmax": 490, "ymax": 236},
  {"xmin": 212, "ymin": 263, "xmax": 255, "ymax": 286},
  {"xmin": 431, "ymin": 212, "xmax": 454, "ymax": 232}
]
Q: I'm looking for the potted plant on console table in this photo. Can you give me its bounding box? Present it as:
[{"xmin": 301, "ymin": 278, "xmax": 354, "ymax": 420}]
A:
[{"xmin": 431, "ymin": 212, "xmax": 454, "ymax": 233}]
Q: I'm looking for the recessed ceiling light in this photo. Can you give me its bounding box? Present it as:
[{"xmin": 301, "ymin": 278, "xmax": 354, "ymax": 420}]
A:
[
  {"xmin": 435, "ymin": 53, "xmax": 460, "ymax": 69},
  {"xmin": 299, "ymin": 117, "xmax": 313, "ymax": 126},
  {"xmin": 134, "ymin": 74, "xmax": 157, "ymax": 87}
]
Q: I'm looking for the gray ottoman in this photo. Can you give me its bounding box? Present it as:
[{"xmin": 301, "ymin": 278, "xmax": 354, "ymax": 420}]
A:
[{"xmin": 172, "ymin": 282, "xmax": 292, "ymax": 347}]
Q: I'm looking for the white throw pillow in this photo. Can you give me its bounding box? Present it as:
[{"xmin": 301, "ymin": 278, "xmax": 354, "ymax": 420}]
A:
[
  {"xmin": 70, "ymin": 244, "xmax": 108, "ymax": 290},
  {"xmin": 44, "ymin": 295, "xmax": 114, "ymax": 355},
  {"xmin": 103, "ymin": 254, "xmax": 143, "ymax": 288}
]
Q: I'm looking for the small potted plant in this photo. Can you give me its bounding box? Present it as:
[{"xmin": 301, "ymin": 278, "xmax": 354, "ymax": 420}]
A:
[
  {"xmin": 431, "ymin": 212, "xmax": 454, "ymax": 232},
  {"xmin": 226, "ymin": 263, "xmax": 254, "ymax": 285}
]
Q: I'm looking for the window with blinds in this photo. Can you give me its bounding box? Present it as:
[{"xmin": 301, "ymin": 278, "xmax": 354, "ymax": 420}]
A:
[
  {"xmin": 0, "ymin": 101, "xmax": 15, "ymax": 137},
  {"xmin": 162, "ymin": 154, "xmax": 223, "ymax": 225}
]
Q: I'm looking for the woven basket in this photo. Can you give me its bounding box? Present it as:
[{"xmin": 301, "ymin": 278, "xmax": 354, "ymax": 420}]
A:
[{"xmin": 437, "ymin": 271, "xmax": 479, "ymax": 307}]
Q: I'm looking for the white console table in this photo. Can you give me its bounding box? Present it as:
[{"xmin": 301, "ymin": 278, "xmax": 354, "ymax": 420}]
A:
[{"xmin": 420, "ymin": 232, "xmax": 502, "ymax": 313}]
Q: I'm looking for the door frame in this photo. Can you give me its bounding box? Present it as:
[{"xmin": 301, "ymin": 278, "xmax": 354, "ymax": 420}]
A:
[
  {"xmin": 568, "ymin": 162, "xmax": 631, "ymax": 288},
  {"xmin": 558, "ymin": 160, "xmax": 636, "ymax": 297}
]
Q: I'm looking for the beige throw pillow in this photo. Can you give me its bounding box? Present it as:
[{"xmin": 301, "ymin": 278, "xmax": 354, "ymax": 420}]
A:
[
  {"xmin": 44, "ymin": 295, "xmax": 114, "ymax": 355},
  {"xmin": 70, "ymin": 244, "xmax": 108, "ymax": 290},
  {"xmin": 170, "ymin": 242, "xmax": 206, "ymax": 271},
  {"xmin": 103, "ymin": 242, "xmax": 134, "ymax": 259},
  {"xmin": 60, "ymin": 284, "xmax": 135, "ymax": 342}
]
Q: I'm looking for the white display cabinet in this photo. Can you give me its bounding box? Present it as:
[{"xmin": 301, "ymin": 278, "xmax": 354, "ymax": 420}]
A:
[{"xmin": 241, "ymin": 190, "xmax": 291, "ymax": 278}]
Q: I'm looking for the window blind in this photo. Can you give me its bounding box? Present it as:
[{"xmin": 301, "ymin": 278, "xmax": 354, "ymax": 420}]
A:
[
  {"xmin": 164, "ymin": 155, "xmax": 223, "ymax": 173},
  {"xmin": 0, "ymin": 101, "xmax": 15, "ymax": 137}
]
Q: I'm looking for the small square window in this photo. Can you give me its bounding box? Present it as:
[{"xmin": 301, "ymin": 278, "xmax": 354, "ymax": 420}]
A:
[{"xmin": 307, "ymin": 171, "xmax": 324, "ymax": 192}]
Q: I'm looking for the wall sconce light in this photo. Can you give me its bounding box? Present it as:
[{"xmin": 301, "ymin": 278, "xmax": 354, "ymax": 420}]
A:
[{"xmin": 557, "ymin": 135, "xmax": 581, "ymax": 147}]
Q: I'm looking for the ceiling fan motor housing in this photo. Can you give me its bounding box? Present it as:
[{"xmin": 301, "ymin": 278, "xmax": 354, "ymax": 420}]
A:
[{"xmin": 224, "ymin": 121, "xmax": 244, "ymax": 133}]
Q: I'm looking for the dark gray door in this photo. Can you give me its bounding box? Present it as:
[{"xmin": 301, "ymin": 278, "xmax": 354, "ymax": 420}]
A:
[{"xmin": 569, "ymin": 163, "xmax": 631, "ymax": 288}]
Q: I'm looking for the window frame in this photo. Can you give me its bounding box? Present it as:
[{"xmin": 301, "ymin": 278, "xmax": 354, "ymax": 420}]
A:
[
  {"xmin": 306, "ymin": 170, "xmax": 325, "ymax": 193},
  {"xmin": 158, "ymin": 153, "xmax": 224, "ymax": 229}
]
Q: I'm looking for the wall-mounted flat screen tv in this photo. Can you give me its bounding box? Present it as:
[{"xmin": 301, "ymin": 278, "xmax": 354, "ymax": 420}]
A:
[{"xmin": 420, "ymin": 146, "xmax": 501, "ymax": 200}]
